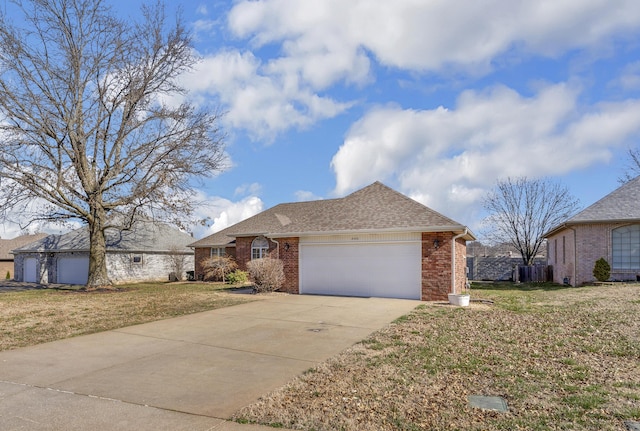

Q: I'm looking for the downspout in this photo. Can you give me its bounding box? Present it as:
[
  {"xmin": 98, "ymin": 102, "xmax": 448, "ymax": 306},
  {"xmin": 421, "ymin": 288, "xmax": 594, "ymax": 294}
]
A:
[
  {"xmin": 268, "ymin": 237, "xmax": 280, "ymax": 259},
  {"xmin": 451, "ymin": 228, "xmax": 468, "ymax": 294}
]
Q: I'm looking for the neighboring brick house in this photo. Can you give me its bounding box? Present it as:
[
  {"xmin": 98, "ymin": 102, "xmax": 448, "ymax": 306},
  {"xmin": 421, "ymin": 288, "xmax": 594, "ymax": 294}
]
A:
[
  {"xmin": 13, "ymin": 221, "xmax": 194, "ymax": 285},
  {"xmin": 545, "ymin": 175, "xmax": 640, "ymax": 286},
  {"xmin": 189, "ymin": 182, "xmax": 475, "ymax": 301},
  {"xmin": 0, "ymin": 233, "xmax": 47, "ymax": 279}
]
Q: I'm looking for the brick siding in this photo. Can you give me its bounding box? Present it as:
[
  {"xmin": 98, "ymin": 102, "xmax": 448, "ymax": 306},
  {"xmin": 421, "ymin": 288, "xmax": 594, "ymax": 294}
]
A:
[
  {"xmin": 196, "ymin": 232, "xmax": 468, "ymax": 301},
  {"xmin": 422, "ymin": 232, "xmax": 450, "ymax": 300},
  {"xmin": 0, "ymin": 261, "xmax": 12, "ymax": 280},
  {"xmin": 454, "ymin": 237, "xmax": 467, "ymax": 294},
  {"xmin": 277, "ymin": 237, "xmax": 299, "ymax": 294},
  {"xmin": 193, "ymin": 246, "xmax": 237, "ymax": 281},
  {"xmin": 547, "ymin": 223, "xmax": 640, "ymax": 285}
]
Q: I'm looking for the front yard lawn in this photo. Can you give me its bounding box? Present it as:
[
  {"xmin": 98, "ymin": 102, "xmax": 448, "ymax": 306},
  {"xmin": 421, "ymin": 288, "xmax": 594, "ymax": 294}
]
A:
[
  {"xmin": 235, "ymin": 282, "xmax": 640, "ymax": 431},
  {"xmin": 0, "ymin": 281, "xmax": 257, "ymax": 351}
]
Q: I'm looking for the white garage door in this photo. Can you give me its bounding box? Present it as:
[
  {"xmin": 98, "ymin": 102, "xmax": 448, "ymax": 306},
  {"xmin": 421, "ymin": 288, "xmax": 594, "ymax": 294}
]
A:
[
  {"xmin": 57, "ymin": 256, "xmax": 89, "ymax": 285},
  {"xmin": 23, "ymin": 258, "xmax": 38, "ymax": 283},
  {"xmin": 299, "ymin": 234, "xmax": 421, "ymax": 300}
]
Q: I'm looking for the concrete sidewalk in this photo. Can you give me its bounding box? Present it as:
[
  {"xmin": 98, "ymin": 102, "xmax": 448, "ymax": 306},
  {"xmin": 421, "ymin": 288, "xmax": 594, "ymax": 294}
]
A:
[{"xmin": 0, "ymin": 294, "xmax": 420, "ymax": 430}]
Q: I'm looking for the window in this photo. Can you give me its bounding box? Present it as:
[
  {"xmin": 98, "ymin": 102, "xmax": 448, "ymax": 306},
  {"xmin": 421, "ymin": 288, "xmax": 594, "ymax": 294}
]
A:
[
  {"xmin": 210, "ymin": 247, "xmax": 225, "ymax": 257},
  {"xmin": 612, "ymin": 225, "xmax": 640, "ymax": 269},
  {"xmin": 132, "ymin": 255, "xmax": 142, "ymax": 264},
  {"xmin": 251, "ymin": 236, "xmax": 269, "ymax": 259}
]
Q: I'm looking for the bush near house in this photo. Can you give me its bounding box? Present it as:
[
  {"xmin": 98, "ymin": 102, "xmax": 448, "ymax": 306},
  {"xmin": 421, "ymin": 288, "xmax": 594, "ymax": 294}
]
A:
[
  {"xmin": 226, "ymin": 270, "xmax": 248, "ymax": 285},
  {"xmin": 201, "ymin": 256, "xmax": 238, "ymax": 282},
  {"xmin": 247, "ymin": 258, "xmax": 284, "ymax": 293},
  {"xmin": 593, "ymin": 257, "xmax": 611, "ymax": 282}
]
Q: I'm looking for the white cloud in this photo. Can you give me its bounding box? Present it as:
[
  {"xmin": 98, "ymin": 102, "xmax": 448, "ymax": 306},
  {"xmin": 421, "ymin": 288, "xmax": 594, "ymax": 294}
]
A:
[
  {"xmin": 0, "ymin": 220, "xmax": 80, "ymax": 239},
  {"xmin": 193, "ymin": 0, "xmax": 640, "ymax": 141},
  {"xmin": 196, "ymin": 4, "xmax": 208, "ymax": 15},
  {"xmin": 228, "ymin": 0, "xmax": 640, "ymax": 78},
  {"xmin": 330, "ymin": 83, "xmax": 640, "ymax": 224},
  {"xmin": 183, "ymin": 50, "xmax": 352, "ymax": 141},
  {"xmin": 612, "ymin": 61, "xmax": 640, "ymax": 91},
  {"xmin": 234, "ymin": 182, "xmax": 262, "ymax": 196},
  {"xmin": 0, "ymin": 197, "xmax": 82, "ymax": 239},
  {"xmin": 294, "ymin": 190, "xmax": 323, "ymax": 202},
  {"xmin": 191, "ymin": 191, "xmax": 264, "ymax": 238},
  {"xmin": 192, "ymin": 19, "xmax": 218, "ymax": 37}
]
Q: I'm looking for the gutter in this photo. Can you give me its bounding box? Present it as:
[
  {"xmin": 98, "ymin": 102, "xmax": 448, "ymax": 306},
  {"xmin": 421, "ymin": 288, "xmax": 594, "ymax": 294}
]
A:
[
  {"xmin": 451, "ymin": 228, "xmax": 468, "ymax": 294},
  {"xmin": 235, "ymin": 226, "xmax": 476, "ymax": 240}
]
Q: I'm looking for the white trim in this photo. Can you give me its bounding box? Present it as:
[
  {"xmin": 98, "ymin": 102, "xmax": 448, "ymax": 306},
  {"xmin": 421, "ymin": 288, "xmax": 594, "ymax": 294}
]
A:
[
  {"xmin": 210, "ymin": 247, "xmax": 225, "ymax": 257},
  {"xmin": 300, "ymin": 232, "xmax": 421, "ymax": 245},
  {"xmin": 451, "ymin": 228, "xmax": 468, "ymax": 294},
  {"xmin": 251, "ymin": 236, "xmax": 270, "ymax": 259}
]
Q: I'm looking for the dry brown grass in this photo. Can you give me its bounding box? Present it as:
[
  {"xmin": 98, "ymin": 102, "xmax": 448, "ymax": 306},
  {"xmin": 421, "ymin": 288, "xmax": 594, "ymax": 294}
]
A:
[
  {"xmin": 0, "ymin": 282, "xmax": 257, "ymax": 351},
  {"xmin": 235, "ymin": 283, "xmax": 640, "ymax": 431}
]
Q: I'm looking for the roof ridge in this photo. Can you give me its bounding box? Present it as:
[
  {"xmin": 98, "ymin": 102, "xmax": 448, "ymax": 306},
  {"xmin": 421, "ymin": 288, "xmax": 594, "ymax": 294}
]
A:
[
  {"xmin": 568, "ymin": 174, "xmax": 640, "ymax": 222},
  {"xmin": 345, "ymin": 181, "xmax": 462, "ymax": 226},
  {"xmin": 188, "ymin": 181, "xmax": 473, "ymax": 246}
]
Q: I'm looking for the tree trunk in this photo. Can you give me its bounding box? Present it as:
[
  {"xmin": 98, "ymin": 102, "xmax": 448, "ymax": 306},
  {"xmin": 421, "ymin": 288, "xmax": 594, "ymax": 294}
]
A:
[{"xmin": 86, "ymin": 205, "xmax": 111, "ymax": 287}]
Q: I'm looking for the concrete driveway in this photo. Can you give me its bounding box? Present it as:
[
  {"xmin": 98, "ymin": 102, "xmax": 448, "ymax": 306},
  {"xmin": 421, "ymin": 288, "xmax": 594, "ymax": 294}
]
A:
[{"xmin": 0, "ymin": 294, "xmax": 419, "ymax": 430}]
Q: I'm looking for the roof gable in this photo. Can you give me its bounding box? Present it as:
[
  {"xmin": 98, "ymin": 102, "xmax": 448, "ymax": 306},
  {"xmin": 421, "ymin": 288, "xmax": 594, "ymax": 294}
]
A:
[
  {"xmin": 568, "ymin": 175, "xmax": 640, "ymax": 223},
  {"xmin": 189, "ymin": 181, "xmax": 473, "ymax": 247}
]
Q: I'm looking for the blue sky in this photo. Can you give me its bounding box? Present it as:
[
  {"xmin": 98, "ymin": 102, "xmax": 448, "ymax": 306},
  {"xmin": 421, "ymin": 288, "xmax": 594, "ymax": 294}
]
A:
[{"xmin": 3, "ymin": 0, "xmax": 640, "ymax": 239}]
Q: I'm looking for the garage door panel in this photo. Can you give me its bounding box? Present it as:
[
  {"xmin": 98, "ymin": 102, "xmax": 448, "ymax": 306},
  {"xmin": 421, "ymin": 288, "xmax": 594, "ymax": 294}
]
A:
[
  {"xmin": 23, "ymin": 258, "xmax": 38, "ymax": 283},
  {"xmin": 300, "ymin": 242, "xmax": 421, "ymax": 300},
  {"xmin": 57, "ymin": 256, "xmax": 89, "ymax": 285}
]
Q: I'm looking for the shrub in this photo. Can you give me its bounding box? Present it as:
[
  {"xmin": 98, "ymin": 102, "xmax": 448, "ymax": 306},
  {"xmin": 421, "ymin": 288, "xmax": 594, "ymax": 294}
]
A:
[
  {"xmin": 247, "ymin": 258, "xmax": 284, "ymax": 293},
  {"xmin": 201, "ymin": 256, "xmax": 238, "ymax": 282},
  {"xmin": 593, "ymin": 257, "xmax": 611, "ymax": 282},
  {"xmin": 5, "ymin": 270, "xmax": 10, "ymax": 279},
  {"xmin": 226, "ymin": 270, "xmax": 248, "ymax": 285}
]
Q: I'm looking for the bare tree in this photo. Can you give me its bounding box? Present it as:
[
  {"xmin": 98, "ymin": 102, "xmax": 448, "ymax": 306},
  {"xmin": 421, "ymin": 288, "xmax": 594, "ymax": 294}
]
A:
[
  {"xmin": 167, "ymin": 245, "xmax": 188, "ymax": 281},
  {"xmin": 482, "ymin": 177, "xmax": 580, "ymax": 266},
  {"xmin": 0, "ymin": 0, "xmax": 225, "ymax": 286},
  {"xmin": 619, "ymin": 147, "xmax": 640, "ymax": 183}
]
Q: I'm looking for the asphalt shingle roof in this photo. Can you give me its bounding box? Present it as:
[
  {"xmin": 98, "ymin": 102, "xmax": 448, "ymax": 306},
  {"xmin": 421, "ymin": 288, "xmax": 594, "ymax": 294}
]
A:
[
  {"xmin": 567, "ymin": 175, "xmax": 640, "ymax": 223},
  {"xmin": 189, "ymin": 181, "xmax": 474, "ymax": 247},
  {"xmin": 544, "ymin": 175, "xmax": 640, "ymax": 238},
  {"xmin": 13, "ymin": 221, "xmax": 194, "ymax": 253}
]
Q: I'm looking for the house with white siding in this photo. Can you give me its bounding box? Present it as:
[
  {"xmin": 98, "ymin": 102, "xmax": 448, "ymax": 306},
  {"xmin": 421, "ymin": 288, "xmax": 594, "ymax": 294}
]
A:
[{"xmin": 13, "ymin": 221, "xmax": 194, "ymax": 285}]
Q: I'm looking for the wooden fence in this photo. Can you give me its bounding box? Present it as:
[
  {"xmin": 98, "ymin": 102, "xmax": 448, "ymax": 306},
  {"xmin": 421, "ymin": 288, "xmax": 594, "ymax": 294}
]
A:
[{"xmin": 516, "ymin": 264, "xmax": 553, "ymax": 283}]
